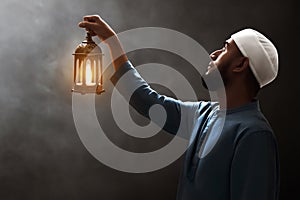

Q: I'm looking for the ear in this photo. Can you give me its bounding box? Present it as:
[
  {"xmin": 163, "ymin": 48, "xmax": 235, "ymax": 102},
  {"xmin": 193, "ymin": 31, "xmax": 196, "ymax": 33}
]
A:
[{"xmin": 232, "ymin": 57, "xmax": 249, "ymax": 73}]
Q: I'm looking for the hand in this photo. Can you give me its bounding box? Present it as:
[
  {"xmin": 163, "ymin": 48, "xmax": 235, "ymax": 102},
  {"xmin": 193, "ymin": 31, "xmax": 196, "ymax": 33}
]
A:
[
  {"xmin": 78, "ymin": 15, "xmax": 116, "ymax": 41},
  {"xmin": 78, "ymin": 14, "xmax": 128, "ymax": 71}
]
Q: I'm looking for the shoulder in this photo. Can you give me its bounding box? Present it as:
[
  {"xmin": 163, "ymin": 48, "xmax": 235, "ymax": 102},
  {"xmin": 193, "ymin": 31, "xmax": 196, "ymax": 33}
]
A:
[
  {"xmin": 227, "ymin": 108, "xmax": 277, "ymax": 148},
  {"xmin": 239, "ymin": 111, "xmax": 274, "ymax": 136},
  {"xmin": 226, "ymin": 106, "xmax": 273, "ymax": 137},
  {"xmin": 233, "ymin": 128, "xmax": 278, "ymax": 156}
]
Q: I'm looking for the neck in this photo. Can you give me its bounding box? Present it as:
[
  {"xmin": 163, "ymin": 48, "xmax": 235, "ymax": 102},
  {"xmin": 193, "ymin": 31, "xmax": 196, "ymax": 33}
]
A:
[{"xmin": 216, "ymin": 84, "xmax": 255, "ymax": 110}]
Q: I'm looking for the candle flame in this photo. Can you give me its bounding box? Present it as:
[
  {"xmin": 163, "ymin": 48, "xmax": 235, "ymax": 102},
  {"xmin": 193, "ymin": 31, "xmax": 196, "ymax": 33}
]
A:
[{"xmin": 86, "ymin": 60, "xmax": 93, "ymax": 86}]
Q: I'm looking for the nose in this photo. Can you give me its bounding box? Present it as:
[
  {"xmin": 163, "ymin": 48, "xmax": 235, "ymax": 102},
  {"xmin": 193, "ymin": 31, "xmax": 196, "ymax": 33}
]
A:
[{"xmin": 210, "ymin": 49, "xmax": 222, "ymax": 61}]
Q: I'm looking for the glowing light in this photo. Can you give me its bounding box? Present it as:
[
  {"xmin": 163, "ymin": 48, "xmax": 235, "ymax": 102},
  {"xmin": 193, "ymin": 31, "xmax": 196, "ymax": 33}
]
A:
[
  {"xmin": 72, "ymin": 31, "xmax": 104, "ymax": 94},
  {"xmin": 86, "ymin": 60, "xmax": 93, "ymax": 86}
]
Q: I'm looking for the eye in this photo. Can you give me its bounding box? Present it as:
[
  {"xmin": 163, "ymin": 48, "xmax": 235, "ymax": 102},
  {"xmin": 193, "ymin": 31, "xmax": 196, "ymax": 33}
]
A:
[{"xmin": 222, "ymin": 42, "xmax": 229, "ymax": 52}]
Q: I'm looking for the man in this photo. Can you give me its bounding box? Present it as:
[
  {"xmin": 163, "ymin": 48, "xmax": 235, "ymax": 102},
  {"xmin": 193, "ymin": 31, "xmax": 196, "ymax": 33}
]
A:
[{"xmin": 79, "ymin": 15, "xmax": 280, "ymax": 200}]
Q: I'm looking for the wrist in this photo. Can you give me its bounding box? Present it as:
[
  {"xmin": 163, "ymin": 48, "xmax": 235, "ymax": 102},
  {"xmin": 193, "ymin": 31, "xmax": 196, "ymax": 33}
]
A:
[{"xmin": 104, "ymin": 35, "xmax": 128, "ymax": 71}]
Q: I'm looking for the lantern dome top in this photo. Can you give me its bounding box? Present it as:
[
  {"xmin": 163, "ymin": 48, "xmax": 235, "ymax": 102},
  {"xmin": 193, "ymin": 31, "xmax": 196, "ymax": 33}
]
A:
[{"xmin": 74, "ymin": 32, "xmax": 102, "ymax": 55}]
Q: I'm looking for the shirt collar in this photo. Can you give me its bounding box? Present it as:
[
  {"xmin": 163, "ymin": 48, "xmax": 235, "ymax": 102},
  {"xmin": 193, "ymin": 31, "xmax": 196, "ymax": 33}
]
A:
[{"xmin": 222, "ymin": 99, "xmax": 260, "ymax": 115}]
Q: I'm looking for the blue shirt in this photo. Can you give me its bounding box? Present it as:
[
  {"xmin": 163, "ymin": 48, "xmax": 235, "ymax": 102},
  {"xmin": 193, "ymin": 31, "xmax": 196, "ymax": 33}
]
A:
[{"xmin": 111, "ymin": 61, "xmax": 280, "ymax": 200}]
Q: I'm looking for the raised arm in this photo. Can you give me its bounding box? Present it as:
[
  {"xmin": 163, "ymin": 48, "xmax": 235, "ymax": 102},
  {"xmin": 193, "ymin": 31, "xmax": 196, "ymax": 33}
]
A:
[{"xmin": 78, "ymin": 15, "xmax": 202, "ymax": 137}]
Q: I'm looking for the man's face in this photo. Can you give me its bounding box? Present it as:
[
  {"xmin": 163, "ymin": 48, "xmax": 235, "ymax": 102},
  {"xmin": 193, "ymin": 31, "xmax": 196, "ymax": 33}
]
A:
[{"xmin": 202, "ymin": 38, "xmax": 243, "ymax": 90}]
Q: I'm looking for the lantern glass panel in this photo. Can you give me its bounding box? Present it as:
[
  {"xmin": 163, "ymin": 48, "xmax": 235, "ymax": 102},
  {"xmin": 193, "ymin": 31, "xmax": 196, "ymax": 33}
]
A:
[
  {"xmin": 75, "ymin": 59, "xmax": 82, "ymax": 85},
  {"xmin": 86, "ymin": 59, "xmax": 93, "ymax": 86},
  {"xmin": 72, "ymin": 31, "xmax": 104, "ymax": 94}
]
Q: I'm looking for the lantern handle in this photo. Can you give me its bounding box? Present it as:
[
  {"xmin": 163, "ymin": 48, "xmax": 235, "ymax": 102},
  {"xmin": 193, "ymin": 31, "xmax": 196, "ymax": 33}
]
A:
[{"xmin": 82, "ymin": 30, "xmax": 96, "ymax": 44}]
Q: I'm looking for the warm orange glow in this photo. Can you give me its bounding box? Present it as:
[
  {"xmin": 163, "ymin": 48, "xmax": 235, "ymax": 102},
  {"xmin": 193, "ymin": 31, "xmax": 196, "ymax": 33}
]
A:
[{"xmin": 86, "ymin": 60, "xmax": 93, "ymax": 85}]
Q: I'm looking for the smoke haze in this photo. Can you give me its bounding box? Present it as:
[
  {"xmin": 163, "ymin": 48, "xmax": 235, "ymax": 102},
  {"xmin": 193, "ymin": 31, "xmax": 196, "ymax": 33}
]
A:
[{"xmin": 0, "ymin": 0, "xmax": 297, "ymax": 199}]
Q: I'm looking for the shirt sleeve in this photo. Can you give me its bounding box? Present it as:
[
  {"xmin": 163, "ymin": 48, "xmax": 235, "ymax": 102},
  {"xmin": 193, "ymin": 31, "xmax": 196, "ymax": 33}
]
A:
[
  {"xmin": 230, "ymin": 131, "xmax": 280, "ymax": 200},
  {"xmin": 110, "ymin": 61, "xmax": 201, "ymax": 138}
]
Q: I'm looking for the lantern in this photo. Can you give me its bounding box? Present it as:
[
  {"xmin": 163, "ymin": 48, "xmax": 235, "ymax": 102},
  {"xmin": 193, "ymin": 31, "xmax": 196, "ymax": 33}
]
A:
[{"xmin": 72, "ymin": 31, "xmax": 104, "ymax": 94}]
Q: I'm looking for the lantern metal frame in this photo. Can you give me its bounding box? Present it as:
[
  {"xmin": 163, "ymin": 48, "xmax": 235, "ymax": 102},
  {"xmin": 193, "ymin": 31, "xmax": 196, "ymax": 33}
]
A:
[{"xmin": 72, "ymin": 31, "xmax": 104, "ymax": 95}]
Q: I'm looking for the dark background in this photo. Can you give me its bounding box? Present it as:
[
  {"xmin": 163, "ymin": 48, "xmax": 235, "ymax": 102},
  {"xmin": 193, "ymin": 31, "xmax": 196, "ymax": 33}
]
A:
[{"xmin": 0, "ymin": 0, "xmax": 298, "ymax": 199}]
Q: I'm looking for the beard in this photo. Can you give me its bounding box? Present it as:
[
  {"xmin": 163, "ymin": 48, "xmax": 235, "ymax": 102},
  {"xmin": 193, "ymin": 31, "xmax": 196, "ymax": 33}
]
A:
[{"xmin": 201, "ymin": 65, "xmax": 228, "ymax": 91}]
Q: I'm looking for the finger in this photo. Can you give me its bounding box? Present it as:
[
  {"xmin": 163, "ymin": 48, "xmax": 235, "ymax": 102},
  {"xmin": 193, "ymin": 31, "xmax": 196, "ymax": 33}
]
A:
[
  {"xmin": 78, "ymin": 22, "xmax": 98, "ymax": 36},
  {"xmin": 83, "ymin": 15, "xmax": 101, "ymax": 23},
  {"xmin": 78, "ymin": 21, "xmax": 96, "ymax": 28}
]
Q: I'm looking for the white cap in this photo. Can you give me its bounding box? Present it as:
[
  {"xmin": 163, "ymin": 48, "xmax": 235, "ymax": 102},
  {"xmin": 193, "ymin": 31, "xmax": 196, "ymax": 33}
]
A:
[{"xmin": 231, "ymin": 28, "xmax": 279, "ymax": 88}]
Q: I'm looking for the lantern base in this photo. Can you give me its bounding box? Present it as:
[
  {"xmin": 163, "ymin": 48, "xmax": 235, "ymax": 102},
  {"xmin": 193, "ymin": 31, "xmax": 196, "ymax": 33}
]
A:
[{"xmin": 72, "ymin": 84, "xmax": 105, "ymax": 95}]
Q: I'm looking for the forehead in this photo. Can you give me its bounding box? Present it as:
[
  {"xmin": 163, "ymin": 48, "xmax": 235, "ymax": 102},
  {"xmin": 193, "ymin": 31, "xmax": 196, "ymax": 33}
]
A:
[
  {"xmin": 225, "ymin": 38, "xmax": 236, "ymax": 48},
  {"xmin": 225, "ymin": 38, "xmax": 243, "ymax": 56}
]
